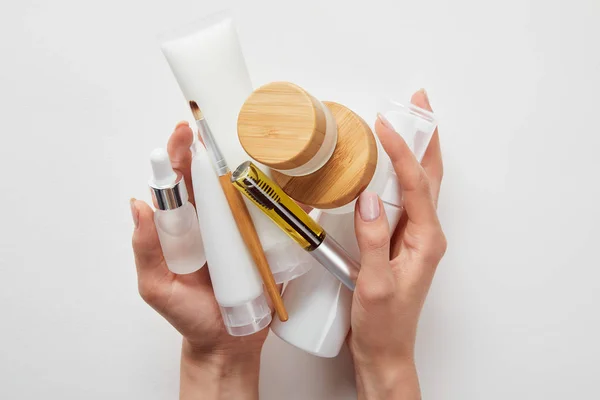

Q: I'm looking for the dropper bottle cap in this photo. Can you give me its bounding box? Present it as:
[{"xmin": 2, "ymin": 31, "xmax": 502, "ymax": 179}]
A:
[{"xmin": 149, "ymin": 148, "xmax": 188, "ymax": 210}]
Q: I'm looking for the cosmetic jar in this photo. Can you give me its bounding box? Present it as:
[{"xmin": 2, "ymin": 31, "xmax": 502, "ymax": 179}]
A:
[
  {"xmin": 238, "ymin": 82, "xmax": 385, "ymax": 212},
  {"xmin": 237, "ymin": 82, "xmax": 338, "ymax": 176}
]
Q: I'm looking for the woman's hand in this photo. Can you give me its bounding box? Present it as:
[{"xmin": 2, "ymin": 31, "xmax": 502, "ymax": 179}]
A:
[
  {"xmin": 349, "ymin": 90, "xmax": 446, "ymax": 400},
  {"xmin": 130, "ymin": 123, "xmax": 266, "ymax": 400}
]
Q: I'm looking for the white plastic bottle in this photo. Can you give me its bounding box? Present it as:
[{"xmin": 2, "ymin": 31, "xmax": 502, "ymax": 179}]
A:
[
  {"xmin": 271, "ymin": 102, "xmax": 437, "ymax": 357},
  {"xmin": 191, "ymin": 142, "xmax": 272, "ymax": 336},
  {"xmin": 149, "ymin": 148, "xmax": 206, "ymax": 274},
  {"xmin": 270, "ymin": 179, "xmax": 404, "ymax": 357}
]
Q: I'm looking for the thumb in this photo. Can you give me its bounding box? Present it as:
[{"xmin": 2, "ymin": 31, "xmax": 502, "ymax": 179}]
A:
[{"xmin": 354, "ymin": 191, "xmax": 395, "ymax": 307}]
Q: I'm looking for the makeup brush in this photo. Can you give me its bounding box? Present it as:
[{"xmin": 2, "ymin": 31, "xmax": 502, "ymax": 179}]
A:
[{"xmin": 189, "ymin": 101, "xmax": 288, "ymax": 322}]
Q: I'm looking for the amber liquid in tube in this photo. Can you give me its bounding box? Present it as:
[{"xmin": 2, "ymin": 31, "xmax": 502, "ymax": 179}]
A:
[{"xmin": 232, "ymin": 161, "xmax": 325, "ymax": 251}]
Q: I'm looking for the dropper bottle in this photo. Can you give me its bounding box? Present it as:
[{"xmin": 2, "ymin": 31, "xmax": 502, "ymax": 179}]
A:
[{"xmin": 149, "ymin": 148, "xmax": 206, "ymax": 274}]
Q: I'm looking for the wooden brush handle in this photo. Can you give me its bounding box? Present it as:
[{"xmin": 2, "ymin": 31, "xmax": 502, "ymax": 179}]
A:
[{"xmin": 218, "ymin": 172, "xmax": 288, "ymax": 322}]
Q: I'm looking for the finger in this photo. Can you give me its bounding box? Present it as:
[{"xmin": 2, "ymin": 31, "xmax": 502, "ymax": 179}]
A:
[
  {"xmin": 411, "ymin": 89, "xmax": 443, "ymax": 205},
  {"xmin": 390, "ymin": 211, "xmax": 409, "ymax": 258},
  {"xmin": 130, "ymin": 199, "xmax": 172, "ymax": 298},
  {"xmin": 167, "ymin": 122, "xmax": 195, "ymax": 206},
  {"xmin": 354, "ymin": 192, "xmax": 395, "ymax": 306},
  {"xmin": 375, "ymin": 115, "xmax": 438, "ymax": 226}
]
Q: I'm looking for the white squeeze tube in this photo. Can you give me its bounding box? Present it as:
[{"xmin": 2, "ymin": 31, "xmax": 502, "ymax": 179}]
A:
[
  {"xmin": 270, "ymin": 101, "xmax": 437, "ymax": 357},
  {"xmin": 159, "ymin": 11, "xmax": 312, "ymax": 283},
  {"xmin": 191, "ymin": 142, "xmax": 272, "ymax": 336}
]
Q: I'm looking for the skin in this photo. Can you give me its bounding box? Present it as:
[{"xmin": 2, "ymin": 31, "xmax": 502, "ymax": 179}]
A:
[
  {"xmin": 130, "ymin": 89, "xmax": 445, "ymax": 399},
  {"xmin": 130, "ymin": 121, "xmax": 266, "ymax": 400},
  {"xmin": 350, "ymin": 89, "xmax": 446, "ymax": 399}
]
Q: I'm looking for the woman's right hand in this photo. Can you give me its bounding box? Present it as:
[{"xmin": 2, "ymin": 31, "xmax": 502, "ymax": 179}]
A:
[
  {"xmin": 349, "ymin": 89, "xmax": 446, "ymax": 400},
  {"xmin": 130, "ymin": 123, "xmax": 268, "ymax": 400}
]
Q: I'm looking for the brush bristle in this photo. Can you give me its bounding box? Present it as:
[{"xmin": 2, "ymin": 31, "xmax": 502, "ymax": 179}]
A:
[
  {"xmin": 256, "ymin": 177, "xmax": 281, "ymax": 203},
  {"xmin": 244, "ymin": 177, "xmax": 276, "ymax": 210},
  {"xmin": 240, "ymin": 175, "xmax": 282, "ymax": 210},
  {"xmin": 189, "ymin": 101, "xmax": 203, "ymax": 120}
]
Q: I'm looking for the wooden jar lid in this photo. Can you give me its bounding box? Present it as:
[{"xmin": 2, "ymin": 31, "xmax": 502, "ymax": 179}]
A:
[
  {"xmin": 271, "ymin": 101, "xmax": 378, "ymax": 209},
  {"xmin": 237, "ymin": 82, "xmax": 328, "ymax": 170}
]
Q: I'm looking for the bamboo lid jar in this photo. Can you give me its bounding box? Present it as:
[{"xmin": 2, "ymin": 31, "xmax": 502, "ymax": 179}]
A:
[{"xmin": 237, "ymin": 82, "xmax": 378, "ymax": 210}]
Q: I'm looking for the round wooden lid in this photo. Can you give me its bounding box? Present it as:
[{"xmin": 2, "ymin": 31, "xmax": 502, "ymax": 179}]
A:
[
  {"xmin": 237, "ymin": 82, "xmax": 328, "ymax": 170},
  {"xmin": 271, "ymin": 101, "xmax": 378, "ymax": 209}
]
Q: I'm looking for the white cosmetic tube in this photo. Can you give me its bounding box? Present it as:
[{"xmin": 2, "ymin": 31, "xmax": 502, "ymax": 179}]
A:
[
  {"xmin": 160, "ymin": 12, "xmax": 312, "ymax": 283},
  {"xmin": 271, "ymin": 101, "xmax": 437, "ymax": 356},
  {"xmin": 191, "ymin": 142, "xmax": 272, "ymax": 336}
]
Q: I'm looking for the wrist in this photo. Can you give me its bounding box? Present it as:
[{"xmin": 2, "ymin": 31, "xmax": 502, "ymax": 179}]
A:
[
  {"xmin": 180, "ymin": 339, "xmax": 262, "ymax": 400},
  {"xmin": 354, "ymin": 357, "xmax": 420, "ymax": 400}
]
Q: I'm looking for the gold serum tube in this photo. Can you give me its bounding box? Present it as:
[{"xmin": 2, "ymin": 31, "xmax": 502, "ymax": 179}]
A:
[{"xmin": 232, "ymin": 161, "xmax": 359, "ymax": 290}]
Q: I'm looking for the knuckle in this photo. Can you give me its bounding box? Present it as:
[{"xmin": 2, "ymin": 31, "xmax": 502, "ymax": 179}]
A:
[
  {"xmin": 131, "ymin": 233, "xmax": 145, "ymax": 252},
  {"xmin": 138, "ymin": 280, "xmax": 160, "ymax": 305},
  {"xmin": 419, "ymin": 172, "xmax": 433, "ymax": 196},
  {"xmin": 423, "ymin": 228, "xmax": 447, "ymax": 262},
  {"xmin": 405, "ymin": 167, "xmax": 429, "ymax": 192},
  {"xmin": 438, "ymin": 231, "xmax": 448, "ymax": 256},
  {"xmin": 361, "ymin": 231, "xmax": 389, "ymax": 254},
  {"xmin": 356, "ymin": 279, "xmax": 395, "ymax": 306}
]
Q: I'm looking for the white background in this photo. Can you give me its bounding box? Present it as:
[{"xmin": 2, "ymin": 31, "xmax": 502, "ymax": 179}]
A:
[{"xmin": 1, "ymin": 0, "xmax": 599, "ymax": 398}]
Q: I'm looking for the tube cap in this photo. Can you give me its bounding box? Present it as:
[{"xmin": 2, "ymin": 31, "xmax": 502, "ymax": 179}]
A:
[
  {"xmin": 149, "ymin": 148, "xmax": 188, "ymax": 210},
  {"xmin": 265, "ymin": 243, "xmax": 313, "ymax": 283},
  {"xmin": 378, "ymin": 101, "xmax": 437, "ymax": 207},
  {"xmin": 219, "ymin": 293, "xmax": 272, "ymax": 336}
]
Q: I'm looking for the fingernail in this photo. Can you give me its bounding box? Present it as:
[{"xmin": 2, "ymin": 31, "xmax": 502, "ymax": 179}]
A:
[
  {"xmin": 377, "ymin": 113, "xmax": 395, "ymax": 132},
  {"xmin": 418, "ymin": 88, "xmax": 432, "ymax": 108},
  {"xmin": 175, "ymin": 120, "xmax": 189, "ymax": 129},
  {"xmin": 359, "ymin": 191, "xmax": 380, "ymax": 222},
  {"xmin": 130, "ymin": 198, "xmax": 139, "ymax": 229}
]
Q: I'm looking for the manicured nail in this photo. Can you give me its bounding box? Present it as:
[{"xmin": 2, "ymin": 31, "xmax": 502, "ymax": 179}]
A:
[
  {"xmin": 377, "ymin": 113, "xmax": 395, "ymax": 132},
  {"xmin": 359, "ymin": 191, "xmax": 380, "ymax": 222},
  {"xmin": 418, "ymin": 88, "xmax": 432, "ymax": 108},
  {"xmin": 174, "ymin": 121, "xmax": 190, "ymax": 130},
  {"xmin": 130, "ymin": 198, "xmax": 139, "ymax": 229}
]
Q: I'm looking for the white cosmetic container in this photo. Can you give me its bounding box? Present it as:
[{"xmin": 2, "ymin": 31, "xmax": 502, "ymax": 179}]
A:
[
  {"xmin": 191, "ymin": 142, "xmax": 272, "ymax": 336},
  {"xmin": 149, "ymin": 148, "xmax": 206, "ymax": 275},
  {"xmin": 160, "ymin": 12, "xmax": 312, "ymax": 283},
  {"xmin": 271, "ymin": 101, "xmax": 437, "ymax": 357}
]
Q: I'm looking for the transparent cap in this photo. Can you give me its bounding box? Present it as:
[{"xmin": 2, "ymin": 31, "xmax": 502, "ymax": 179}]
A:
[
  {"xmin": 265, "ymin": 242, "xmax": 313, "ymax": 283},
  {"xmin": 219, "ymin": 293, "xmax": 272, "ymax": 336},
  {"xmin": 378, "ymin": 99, "xmax": 437, "ymax": 163},
  {"xmin": 378, "ymin": 98, "xmax": 438, "ymax": 207}
]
